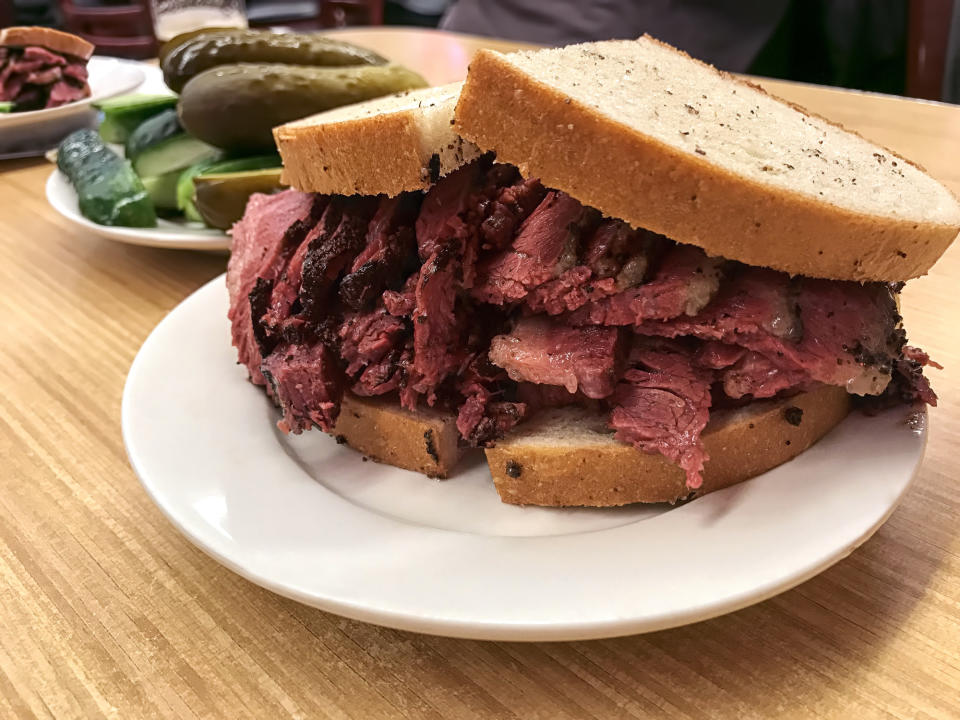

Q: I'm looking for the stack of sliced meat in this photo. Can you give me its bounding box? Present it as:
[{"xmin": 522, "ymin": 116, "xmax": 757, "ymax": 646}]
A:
[
  {"xmin": 228, "ymin": 156, "xmax": 938, "ymax": 489},
  {"xmin": 0, "ymin": 45, "xmax": 90, "ymax": 110}
]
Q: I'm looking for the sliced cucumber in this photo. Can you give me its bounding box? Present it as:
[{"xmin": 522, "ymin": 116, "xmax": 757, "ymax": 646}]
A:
[
  {"xmin": 141, "ymin": 171, "xmax": 182, "ymax": 210},
  {"xmin": 57, "ymin": 129, "xmax": 156, "ymax": 227},
  {"xmin": 134, "ymin": 133, "xmax": 223, "ymax": 179},
  {"xmin": 0, "ymin": 101, "xmax": 14, "ymax": 113},
  {"xmin": 94, "ymin": 93, "xmax": 178, "ymax": 113},
  {"xmin": 95, "ymin": 93, "xmax": 177, "ymax": 143},
  {"xmin": 125, "ymin": 108, "xmax": 182, "ymax": 161}
]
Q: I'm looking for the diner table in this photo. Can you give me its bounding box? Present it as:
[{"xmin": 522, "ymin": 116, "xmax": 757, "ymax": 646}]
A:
[{"xmin": 2, "ymin": 27, "xmax": 959, "ymax": 719}]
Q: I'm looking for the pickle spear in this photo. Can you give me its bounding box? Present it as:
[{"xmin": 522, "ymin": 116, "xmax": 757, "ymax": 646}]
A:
[
  {"xmin": 193, "ymin": 167, "xmax": 285, "ymax": 230},
  {"xmin": 162, "ymin": 29, "xmax": 388, "ymax": 93},
  {"xmin": 177, "ymin": 62, "xmax": 428, "ymax": 152},
  {"xmin": 57, "ymin": 129, "xmax": 156, "ymax": 227}
]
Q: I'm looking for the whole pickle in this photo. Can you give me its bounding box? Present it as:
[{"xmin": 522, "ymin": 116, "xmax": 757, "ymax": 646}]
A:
[
  {"xmin": 158, "ymin": 26, "xmax": 238, "ymax": 65},
  {"xmin": 177, "ymin": 63, "xmax": 428, "ymax": 152},
  {"xmin": 162, "ymin": 30, "xmax": 388, "ymax": 93}
]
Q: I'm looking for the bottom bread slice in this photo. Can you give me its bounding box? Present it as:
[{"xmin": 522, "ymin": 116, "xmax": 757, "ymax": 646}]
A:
[
  {"xmin": 332, "ymin": 393, "xmax": 463, "ymax": 478},
  {"xmin": 484, "ymin": 384, "xmax": 851, "ymax": 506}
]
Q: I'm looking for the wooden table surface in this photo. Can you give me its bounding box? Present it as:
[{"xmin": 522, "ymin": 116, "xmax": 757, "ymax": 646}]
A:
[{"xmin": 2, "ymin": 28, "xmax": 958, "ymax": 719}]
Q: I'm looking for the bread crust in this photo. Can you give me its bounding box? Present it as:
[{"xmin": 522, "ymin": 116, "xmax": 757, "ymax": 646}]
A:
[
  {"xmin": 454, "ymin": 44, "xmax": 959, "ymax": 282},
  {"xmin": 275, "ymin": 84, "xmax": 479, "ymax": 196},
  {"xmin": 332, "ymin": 394, "xmax": 462, "ymax": 478},
  {"xmin": 485, "ymin": 385, "xmax": 851, "ymax": 507},
  {"xmin": 0, "ymin": 26, "xmax": 95, "ymax": 61},
  {"xmin": 277, "ymin": 110, "xmax": 430, "ymax": 197}
]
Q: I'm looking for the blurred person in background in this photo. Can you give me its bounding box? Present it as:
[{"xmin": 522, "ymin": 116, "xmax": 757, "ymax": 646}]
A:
[
  {"xmin": 385, "ymin": 0, "xmax": 451, "ymax": 27},
  {"xmin": 440, "ymin": 0, "xmax": 945, "ymax": 98}
]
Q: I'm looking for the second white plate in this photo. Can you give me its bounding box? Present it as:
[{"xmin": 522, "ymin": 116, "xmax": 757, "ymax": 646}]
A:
[
  {"xmin": 46, "ymin": 169, "xmax": 229, "ymax": 250},
  {"xmin": 0, "ymin": 56, "xmax": 146, "ymax": 157},
  {"xmin": 123, "ymin": 276, "xmax": 927, "ymax": 640}
]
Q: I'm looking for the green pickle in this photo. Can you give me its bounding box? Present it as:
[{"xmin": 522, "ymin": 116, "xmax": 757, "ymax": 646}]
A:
[
  {"xmin": 57, "ymin": 129, "xmax": 156, "ymax": 227},
  {"xmin": 161, "ymin": 29, "xmax": 388, "ymax": 92},
  {"xmin": 158, "ymin": 26, "xmax": 238, "ymax": 65},
  {"xmin": 178, "ymin": 62, "xmax": 428, "ymax": 152},
  {"xmin": 177, "ymin": 155, "xmax": 281, "ymax": 222},
  {"xmin": 193, "ymin": 168, "xmax": 285, "ymax": 230}
]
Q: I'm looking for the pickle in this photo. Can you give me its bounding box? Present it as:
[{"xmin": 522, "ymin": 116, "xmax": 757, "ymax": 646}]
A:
[
  {"xmin": 158, "ymin": 26, "xmax": 237, "ymax": 65},
  {"xmin": 193, "ymin": 167, "xmax": 285, "ymax": 229},
  {"xmin": 178, "ymin": 62, "xmax": 428, "ymax": 152},
  {"xmin": 162, "ymin": 29, "xmax": 388, "ymax": 93},
  {"xmin": 178, "ymin": 154, "xmax": 281, "ymax": 221},
  {"xmin": 57, "ymin": 129, "xmax": 156, "ymax": 227}
]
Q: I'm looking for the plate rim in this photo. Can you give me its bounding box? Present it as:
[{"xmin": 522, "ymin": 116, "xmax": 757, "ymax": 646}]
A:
[
  {"xmin": 46, "ymin": 169, "xmax": 231, "ymax": 251},
  {"xmin": 122, "ymin": 274, "xmax": 927, "ymax": 641}
]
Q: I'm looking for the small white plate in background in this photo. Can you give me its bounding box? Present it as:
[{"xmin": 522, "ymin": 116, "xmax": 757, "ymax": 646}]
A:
[{"xmin": 0, "ymin": 56, "xmax": 146, "ymax": 157}]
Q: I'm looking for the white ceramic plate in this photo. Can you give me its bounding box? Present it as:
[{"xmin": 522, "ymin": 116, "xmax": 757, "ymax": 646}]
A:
[
  {"xmin": 46, "ymin": 170, "xmax": 229, "ymax": 250},
  {"xmin": 123, "ymin": 276, "xmax": 927, "ymax": 640},
  {"xmin": 0, "ymin": 56, "xmax": 145, "ymax": 157}
]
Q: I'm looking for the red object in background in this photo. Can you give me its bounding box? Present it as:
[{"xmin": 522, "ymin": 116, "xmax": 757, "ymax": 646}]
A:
[
  {"xmin": 0, "ymin": 0, "xmax": 14, "ymax": 29},
  {"xmin": 58, "ymin": 0, "xmax": 158, "ymax": 60},
  {"xmin": 320, "ymin": 0, "xmax": 383, "ymax": 27},
  {"xmin": 248, "ymin": 0, "xmax": 383, "ymax": 30},
  {"xmin": 907, "ymin": 0, "xmax": 954, "ymax": 100}
]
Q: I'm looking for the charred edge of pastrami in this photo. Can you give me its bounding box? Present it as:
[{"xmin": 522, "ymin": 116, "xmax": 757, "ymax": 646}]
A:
[
  {"xmin": 846, "ymin": 339, "xmax": 897, "ymax": 375},
  {"xmin": 299, "ymin": 201, "xmax": 373, "ymax": 321},
  {"xmin": 418, "ymin": 244, "xmax": 456, "ymax": 290},
  {"xmin": 856, "ymin": 351, "xmax": 937, "ymax": 413},
  {"xmin": 465, "ymin": 402, "xmax": 524, "ymax": 448},
  {"xmin": 787, "ymin": 277, "xmax": 805, "ymax": 342},
  {"xmin": 424, "ymin": 429, "xmax": 439, "ymax": 462},
  {"xmin": 248, "ymin": 277, "xmax": 276, "ymax": 357},
  {"xmin": 339, "ymin": 227, "xmax": 419, "ymax": 311}
]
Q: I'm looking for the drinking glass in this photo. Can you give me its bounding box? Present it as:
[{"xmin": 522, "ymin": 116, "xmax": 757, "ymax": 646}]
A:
[{"xmin": 150, "ymin": 0, "xmax": 248, "ymax": 43}]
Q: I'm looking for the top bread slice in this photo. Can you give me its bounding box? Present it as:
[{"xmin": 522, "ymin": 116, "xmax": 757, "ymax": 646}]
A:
[
  {"xmin": 455, "ymin": 36, "xmax": 960, "ymax": 282},
  {"xmin": 0, "ymin": 26, "xmax": 95, "ymax": 61},
  {"xmin": 275, "ymin": 82, "xmax": 480, "ymax": 197}
]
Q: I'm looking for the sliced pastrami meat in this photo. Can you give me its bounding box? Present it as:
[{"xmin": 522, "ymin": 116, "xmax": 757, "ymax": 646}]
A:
[
  {"xmin": 567, "ymin": 244, "xmax": 724, "ymax": 326},
  {"xmin": 260, "ymin": 198, "xmax": 339, "ymax": 340},
  {"xmin": 455, "ymin": 354, "xmax": 526, "ymax": 447},
  {"xmin": 46, "ymin": 79, "xmax": 89, "ymax": 107},
  {"xmin": 473, "ymin": 191, "xmax": 593, "ymax": 305},
  {"xmin": 339, "ymin": 193, "xmax": 421, "ymax": 310},
  {"xmin": 478, "ymin": 176, "xmax": 547, "ymax": 251},
  {"xmin": 609, "ymin": 339, "xmax": 714, "ymax": 489},
  {"xmin": 261, "ymin": 342, "xmax": 344, "ymax": 433},
  {"xmin": 298, "ymin": 197, "xmax": 378, "ymax": 321},
  {"xmin": 22, "ymin": 46, "xmax": 67, "ymax": 65},
  {"xmin": 638, "ymin": 269, "xmax": 905, "ymax": 397},
  {"xmin": 338, "ymin": 306, "xmax": 408, "ymax": 377},
  {"xmin": 383, "ymin": 274, "xmax": 417, "ymax": 318},
  {"xmin": 488, "ymin": 316, "xmax": 623, "ymax": 399},
  {"xmin": 409, "ymin": 245, "xmax": 462, "ymax": 404},
  {"xmin": 226, "ymin": 190, "xmax": 318, "ymax": 385}
]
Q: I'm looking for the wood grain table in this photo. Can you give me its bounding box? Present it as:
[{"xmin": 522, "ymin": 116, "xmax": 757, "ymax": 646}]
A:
[{"xmin": 2, "ymin": 28, "xmax": 959, "ymax": 719}]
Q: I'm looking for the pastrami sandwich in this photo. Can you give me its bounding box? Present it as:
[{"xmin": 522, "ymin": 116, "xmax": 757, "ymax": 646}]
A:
[
  {"xmin": 0, "ymin": 27, "xmax": 93, "ymax": 110},
  {"xmin": 227, "ymin": 36, "xmax": 959, "ymax": 507}
]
